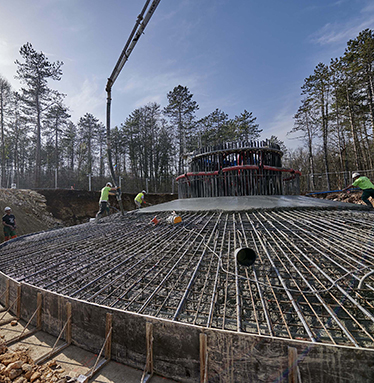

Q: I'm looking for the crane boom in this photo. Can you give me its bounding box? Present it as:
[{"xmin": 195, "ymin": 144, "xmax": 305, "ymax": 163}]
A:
[{"xmin": 106, "ymin": 0, "xmax": 162, "ymax": 214}]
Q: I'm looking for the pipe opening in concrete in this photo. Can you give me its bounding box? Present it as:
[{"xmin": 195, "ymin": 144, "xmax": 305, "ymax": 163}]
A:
[{"xmin": 235, "ymin": 247, "xmax": 257, "ymax": 267}]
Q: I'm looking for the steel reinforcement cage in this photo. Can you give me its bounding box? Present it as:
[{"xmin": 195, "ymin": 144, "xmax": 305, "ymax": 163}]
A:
[{"xmin": 177, "ymin": 140, "xmax": 301, "ymax": 198}]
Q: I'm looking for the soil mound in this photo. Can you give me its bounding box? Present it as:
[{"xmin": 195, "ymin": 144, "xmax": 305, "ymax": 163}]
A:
[
  {"xmin": 0, "ymin": 189, "xmax": 63, "ymax": 242},
  {"xmin": 0, "ymin": 189, "xmax": 177, "ymax": 242},
  {"xmin": 308, "ymin": 190, "xmax": 373, "ymax": 206}
]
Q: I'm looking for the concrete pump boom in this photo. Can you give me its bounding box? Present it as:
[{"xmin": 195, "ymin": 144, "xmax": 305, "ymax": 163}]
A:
[{"xmin": 105, "ymin": 0, "xmax": 162, "ymax": 214}]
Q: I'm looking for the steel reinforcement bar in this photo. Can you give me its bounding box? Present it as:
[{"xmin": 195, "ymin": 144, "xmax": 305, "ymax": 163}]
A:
[{"xmin": 0, "ymin": 209, "xmax": 373, "ymax": 349}]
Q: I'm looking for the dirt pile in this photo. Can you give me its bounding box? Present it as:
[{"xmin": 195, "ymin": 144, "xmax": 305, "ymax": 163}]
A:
[
  {"xmin": 0, "ymin": 188, "xmax": 178, "ymax": 242},
  {"xmin": 0, "ymin": 189, "xmax": 63, "ymax": 242},
  {"xmin": 0, "ymin": 339, "xmax": 74, "ymax": 382},
  {"xmin": 36, "ymin": 189, "xmax": 177, "ymax": 226},
  {"xmin": 308, "ymin": 190, "xmax": 374, "ymax": 206}
]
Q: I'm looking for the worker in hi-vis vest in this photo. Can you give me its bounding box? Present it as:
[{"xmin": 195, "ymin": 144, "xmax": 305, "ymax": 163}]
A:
[
  {"xmin": 96, "ymin": 182, "xmax": 119, "ymax": 218},
  {"xmin": 342, "ymin": 172, "xmax": 374, "ymax": 209},
  {"xmin": 134, "ymin": 190, "xmax": 147, "ymax": 209}
]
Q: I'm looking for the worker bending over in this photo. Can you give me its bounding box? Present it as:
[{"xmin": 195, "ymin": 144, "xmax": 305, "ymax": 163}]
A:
[
  {"xmin": 342, "ymin": 172, "xmax": 374, "ymax": 209},
  {"xmin": 96, "ymin": 182, "xmax": 119, "ymax": 219},
  {"xmin": 134, "ymin": 190, "xmax": 147, "ymax": 209}
]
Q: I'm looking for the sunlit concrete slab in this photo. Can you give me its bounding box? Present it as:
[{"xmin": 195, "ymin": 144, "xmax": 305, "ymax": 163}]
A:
[{"xmin": 140, "ymin": 195, "xmax": 367, "ymax": 213}]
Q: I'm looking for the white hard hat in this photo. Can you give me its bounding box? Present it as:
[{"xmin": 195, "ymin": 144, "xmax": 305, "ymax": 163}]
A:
[
  {"xmin": 142, "ymin": 190, "xmax": 146, "ymax": 194},
  {"xmin": 107, "ymin": 182, "xmax": 113, "ymax": 187},
  {"xmin": 352, "ymin": 172, "xmax": 360, "ymax": 179},
  {"xmin": 4, "ymin": 207, "xmax": 11, "ymax": 211}
]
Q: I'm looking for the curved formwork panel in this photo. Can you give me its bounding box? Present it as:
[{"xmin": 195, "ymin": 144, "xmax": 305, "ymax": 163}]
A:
[
  {"xmin": 0, "ymin": 273, "xmax": 373, "ymax": 382},
  {"xmin": 0, "ymin": 207, "xmax": 374, "ymax": 381}
]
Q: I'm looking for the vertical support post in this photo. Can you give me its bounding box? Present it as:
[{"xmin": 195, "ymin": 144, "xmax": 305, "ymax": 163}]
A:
[
  {"xmin": 37, "ymin": 293, "xmax": 42, "ymax": 329},
  {"xmin": 5, "ymin": 279, "xmax": 10, "ymax": 308},
  {"xmin": 200, "ymin": 333, "xmax": 208, "ymax": 383},
  {"xmin": 141, "ymin": 322, "xmax": 154, "ymax": 383},
  {"xmin": 88, "ymin": 174, "xmax": 92, "ymax": 191},
  {"xmin": 16, "ymin": 284, "xmax": 21, "ymax": 319},
  {"xmin": 105, "ymin": 313, "xmax": 113, "ymax": 360},
  {"xmin": 145, "ymin": 322, "xmax": 153, "ymax": 375},
  {"xmin": 66, "ymin": 302, "xmax": 72, "ymax": 345},
  {"xmin": 288, "ymin": 346, "xmax": 298, "ymax": 383}
]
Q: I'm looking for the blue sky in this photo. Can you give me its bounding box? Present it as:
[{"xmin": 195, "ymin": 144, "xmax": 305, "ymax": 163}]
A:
[{"xmin": 1, "ymin": 0, "xmax": 374, "ymax": 150}]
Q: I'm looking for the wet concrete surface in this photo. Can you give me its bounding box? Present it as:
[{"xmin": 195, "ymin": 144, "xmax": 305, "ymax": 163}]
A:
[{"xmin": 140, "ymin": 195, "xmax": 367, "ymax": 213}]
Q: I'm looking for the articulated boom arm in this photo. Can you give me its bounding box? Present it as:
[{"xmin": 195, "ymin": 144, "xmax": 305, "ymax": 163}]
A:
[{"xmin": 106, "ymin": 0, "xmax": 162, "ymax": 213}]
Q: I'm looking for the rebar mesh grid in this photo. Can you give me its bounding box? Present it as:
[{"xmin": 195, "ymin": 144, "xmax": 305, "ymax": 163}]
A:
[{"xmin": 1, "ymin": 209, "xmax": 373, "ymax": 349}]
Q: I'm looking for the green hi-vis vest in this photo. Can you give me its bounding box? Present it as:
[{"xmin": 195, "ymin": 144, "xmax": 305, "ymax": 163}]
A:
[
  {"xmin": 100, "ymin": 186, "xmax": 111, "ymax": 202},
  {"xmin": 135, "ymin": 192, "xmax": 144, "ymax": 203},
  {"xmin": 353, "ymin": 176, "xmax": 374, "ymax": 190}
]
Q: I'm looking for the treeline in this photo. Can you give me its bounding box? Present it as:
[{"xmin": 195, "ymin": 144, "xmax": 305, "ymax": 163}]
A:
[
  {"xmin": 288, "ymin": 29, "xmax": 374, "ymax": 192},
  {"xmin": 0, "ymin": 43, "xmax": 263, "ymax": 192}
]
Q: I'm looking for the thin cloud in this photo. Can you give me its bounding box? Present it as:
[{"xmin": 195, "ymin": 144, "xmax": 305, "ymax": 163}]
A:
[
  {"xmin": 0, "ymin": 40, "xmax": 20, "ymax": 86},
  {"xmin": 264, "ymin": 94, "xmax": 302, "ymax": 150},
  {"xmin": 67, "ymin": 78, "xmax": 105, "ymax": 123},
  {"xmin": 310, "ymin": 3, "xmax": 374, "ymax": 46},
  {"xmin": 119, "ymin": 70, "xmax": 204, "ymax": 102}
]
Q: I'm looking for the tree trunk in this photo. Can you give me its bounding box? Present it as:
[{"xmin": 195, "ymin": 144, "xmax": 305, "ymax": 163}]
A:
[
  {"xmin": 0, "ymin": 94, "xmax": 4, "ymax": 188},
  {"xmin": 346, "ymin": 88, "xmax": 361, "ymax": 170},
  {"xmin": 35, "ymin": 98, "xmax": 42, "ymax": 188},
  {"xmin": 55, "ymin": 121, "xmax": 59, "ymax": 188},
  {"xmin": 321, "ymin": 94, "xmax": 331, "ymax": 190},
  {"xmin": 366, "ymin": 77, "xmax": 374, "ymax": 166}
]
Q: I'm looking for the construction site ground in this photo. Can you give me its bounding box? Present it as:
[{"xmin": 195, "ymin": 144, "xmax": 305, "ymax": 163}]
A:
[
  {"xmin": 0, "ymin": 189, "xmax": 177, "ymax": 242},
  {"xmin": 0, "ymin": 188, "xmax": 178, "ymax": 382},
  {"xmin": 139, "ymin": 193, "xmax": 369, "ymax": 213},
  {"xmin": 0, "ymin": 305, "xmax": 177, "ymax": 383},
  {"xmin": 0, "ymin": 188, "xmax": 369, "ymax": 242},
  {"xmin": 308, "ymin": 189, "xmax": 374, "ymax": 205},
  {"xmin": 0, "ymin": 187, "xmax": 372, "ymax": 382}
]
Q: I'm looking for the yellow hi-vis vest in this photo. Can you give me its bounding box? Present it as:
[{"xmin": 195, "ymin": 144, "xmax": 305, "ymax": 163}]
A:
[{"xmin": 135, "ymin": 192, "xmax": 144, "ymax": 203}]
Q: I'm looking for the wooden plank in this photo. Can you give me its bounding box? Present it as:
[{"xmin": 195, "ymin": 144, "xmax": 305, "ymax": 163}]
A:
[
  {"xmin": 141, "ymin": 322, "xmax": 154, "ymax": 383},
  {"xmin": 5, "ymin": 279, "xmax": 9, "ymax": 308},
  {"xmin": 145, "ymin": 322, "xmax": 153, "ymax": 374},
  {"xmin": 66, "ymin": 302, "xmax": 72, "ymax": 344},
  {"xmin": 35, "ymin": 342, "xmax": 70, "ymax": 365},
  {"xmin": 288, "ymin": 346, "xmax": 298, "ymax": 383},
  {"xmin": 5, "ymin": 328, "xmax": 40, "ymax": 346},
  {"xmin": 16, "ymin": 284, "xmax": 21, "ymax": 319},
  {"xmin": 105, "ymin": 313, "xmax": 112, "ymax": 359},
  {"xmin": 200, "ymin": 333, "xmax": 208, "ymax": 383},
  {"xmin": 37, "ymin": 293, "xmax": 42, "ymax": 329}
]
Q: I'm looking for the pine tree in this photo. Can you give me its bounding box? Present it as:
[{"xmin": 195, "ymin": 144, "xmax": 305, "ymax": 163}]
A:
[
  {"xmin": 343, "ymin": 29, "xmax": 374, "ymax": 167},
  {"xmin": 290, "ymin": 99, "xmax": 318, "ymax": 189},
  {"xmin": 61, "ymin": 121, "xmax": 77, "ymax": 171},
  {"xmin": 197, "ymin": 109, "xmax": 230, "ymax": 147},
  {"xmin": 301, "ymin": 63, "xmax": 332, "ymax": 189},
  {"xmin": 43, "ymin": 98, "xmax": 70, "ymax": 186},
  {"xmin": 15, "ymin": 43, "xmax": 63, "ymax": 187},
  {"xmin": 164, "ymin": 85, "xmax": 199, "ymax": 174},
  {"xmin": 0, "ymin": 76, "xmax": 12, "ymax": 187},
  {"xmin": 234, "ymin": 110, "xmax": 262, "ymax": 141},
  {"xmin": 77, "ymin": 113, "xmax": 100, "ymax": 178}
]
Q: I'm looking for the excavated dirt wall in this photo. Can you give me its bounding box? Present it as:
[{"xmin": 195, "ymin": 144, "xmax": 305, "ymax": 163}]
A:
[{"xmin": 0, "ymin": 188, "xmax": 177, "ymax": 242}]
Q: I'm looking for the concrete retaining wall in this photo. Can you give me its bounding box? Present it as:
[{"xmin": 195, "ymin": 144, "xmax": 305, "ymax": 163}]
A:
[{"xmin": 1, "ymin": 272, "xmax": 373, "ymax": 382}]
